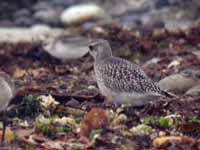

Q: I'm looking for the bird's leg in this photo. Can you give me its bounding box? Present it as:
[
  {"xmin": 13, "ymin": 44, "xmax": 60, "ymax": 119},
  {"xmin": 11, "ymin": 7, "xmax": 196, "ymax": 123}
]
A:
[{"xmin": 1, "ymin": 110, "xmax": 7, "ymax": 143}]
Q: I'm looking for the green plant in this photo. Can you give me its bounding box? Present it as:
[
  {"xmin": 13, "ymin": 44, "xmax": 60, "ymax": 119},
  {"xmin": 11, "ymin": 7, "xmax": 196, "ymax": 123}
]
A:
[
  {"xmin": 119, "ymin": 145, "xmax": 128, "ymax": 150},
  {"xmin": 142, "ymin": 116, "xmax": 174, "ymax": 128},
  {"xmin": 11, "ymin": 95, "xmax": 42, "ymax": 119},
  {"xmin": 35, "ymin": 116, "xmax": 56, "ymax": 137}
]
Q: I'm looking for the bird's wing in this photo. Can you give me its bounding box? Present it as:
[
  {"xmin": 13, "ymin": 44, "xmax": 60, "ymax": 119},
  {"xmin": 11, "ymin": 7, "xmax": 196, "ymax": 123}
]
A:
[
  {"xmin": 137, "ymin": 78, "xmax": 161, "ymax": 94},
  {"xmin": 97, "ymin": 57, "xmax": 161, "ymax": 94}
]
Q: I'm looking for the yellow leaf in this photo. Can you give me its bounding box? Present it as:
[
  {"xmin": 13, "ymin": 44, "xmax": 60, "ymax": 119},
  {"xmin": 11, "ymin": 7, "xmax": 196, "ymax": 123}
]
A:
[
  {"xmin": 153, "ymin": 136, "xmax": 195, "ymax": 148},
  {"xmin": 13, "ymin": 69, "xmax": 27, "ymax": 78},
  {"xmin": 0, "ymin": 128, "xmax": 14, "ymax": 143},
  {"xmin": 192, "ymin": 50, "xmax": 200, "ymax": 59}
]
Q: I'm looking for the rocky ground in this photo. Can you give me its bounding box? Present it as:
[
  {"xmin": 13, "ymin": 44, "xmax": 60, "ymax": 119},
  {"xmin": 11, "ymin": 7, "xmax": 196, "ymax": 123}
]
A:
[
  {"xmin": 0, "ymin": 0, "xmax": 200, "ymax": 150},
  {"xmin": 0, "ymin": 23, "xmax": 199, "ymax": 150},
  {"xmin": 1, "ymin": 0, "xmax": 200, "ymax": 30}
]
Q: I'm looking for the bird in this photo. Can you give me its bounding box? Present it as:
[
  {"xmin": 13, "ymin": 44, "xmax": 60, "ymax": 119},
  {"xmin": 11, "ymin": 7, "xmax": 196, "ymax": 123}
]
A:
[
  {"xmin": 0, "ymin": 72, "xmax": 15, "ymax": 143},
  {"xmin": 88, "ymin": 39, "xmax": 174, "ymax": 106},
  {"xmin": 158, "ymin": 69, "xmax": 200, "ymax": 94},
  {"xmin": 181, "ymin": 69, "xmax": 200, "ymax": 79},
  {"xmin": 43, "ymin": 35, "xmax": 90, "ymax": 61}
]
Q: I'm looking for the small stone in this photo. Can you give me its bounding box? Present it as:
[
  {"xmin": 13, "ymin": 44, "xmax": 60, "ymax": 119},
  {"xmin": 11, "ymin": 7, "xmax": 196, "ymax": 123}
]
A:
[
  {"xmin": 14, "ymin": 8, "xmax": 31, "ymax": 18},
  {"xmin": 159, "ymin": 131, "xmax": 166, "ymax": 136},
  {"xmin": 66, "ymin": 98, "xmax": 80, "ymax": 107},
  {"xmin": 31, "ymin": 24, "xmax": 51, "ymax": 33},
  {"xmin": 14, "ymin": 16, "xmax": 33, "ymax": 26},
  {"xmin": 181, "ymin": 69, "xmax": 200, "ymax": 79},
  {"xmin": 167, "ymin": 59, "xmax": 181, "ymax": 69},
  {"xmin": 88, "ymin": 85, "xmax": 96, "ymax": 90},
  {"xmin": 34, "ymin": 7, "xmax": 62, "ymax": 25},
  {"xmin": 144, "ymin": 57, "xmax": 161, "ymax": 66},
  {"xmin": 33, "ymin": 1, "xmax": 50, "ymax": 11}
]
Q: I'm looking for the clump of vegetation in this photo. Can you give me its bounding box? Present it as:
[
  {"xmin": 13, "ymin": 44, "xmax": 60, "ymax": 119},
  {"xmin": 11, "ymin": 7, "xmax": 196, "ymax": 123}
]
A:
[
  {"xmin": 119, "ymin": 145, "xmax": 128, "ymax": 150},
  {"xmin": 56, "ymin": 126, "xmax": 72, "ymax": 133},
  {"xmin": 9, "ymin": 95, "xmax": 42, "ymax": 119},
  {"xmin": 189, "ymin": 116, "xmax": 200, "ymax": 123},
  {"xmin": 35, "ymin": 115, "xmax": 75, "ymax": 138},
  {"xmin": 130, "ymin": 124, "xmax": 153, "ymax": 135},
  {"xmin": 35, "ymin": 116, "xmax": 57, "ymax": 137},
  {"xmin": 142, "ymin": 116, "xmax": 176, "ymax": 128}
]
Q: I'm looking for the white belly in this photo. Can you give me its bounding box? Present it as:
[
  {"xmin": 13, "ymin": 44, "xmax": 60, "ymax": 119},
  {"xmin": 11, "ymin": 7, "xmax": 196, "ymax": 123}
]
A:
[
  {"xmin": 112, "ymin": 92, "xmax": 162, "ymax": 106},
  {"xmin": 0, "ymin": 79, "xmax": 13, "ymax": 111},
  {"xmin": 97, "ymin": 82, "xmax": 162, "ymax": 106}
]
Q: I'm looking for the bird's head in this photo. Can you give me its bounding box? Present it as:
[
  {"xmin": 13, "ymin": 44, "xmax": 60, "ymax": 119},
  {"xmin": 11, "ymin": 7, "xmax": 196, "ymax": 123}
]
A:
[
  {"xmin": 88, "ymin": 39, "xmax": 112, "ymax": 61},
  {"xmin": 42, "ymin": 38, "xmax": 54, "ymax": 53},
  {"xmin": 181, "ymin": 69, "xmax": 200, "ymax": 79}
]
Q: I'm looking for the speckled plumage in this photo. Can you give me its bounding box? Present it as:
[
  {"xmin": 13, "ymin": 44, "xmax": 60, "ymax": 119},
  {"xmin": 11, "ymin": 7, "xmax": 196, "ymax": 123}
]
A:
[
  {"xmin": 0, "ymin": 74, "xmax": 15, "ymax": 111},
  {"xmin": 95, "ymin": 57, "xmax": 161, "ymax": 93},
  {"xmin": 89, "ymin": 40, "xmax": 167, "ymax": 106}
]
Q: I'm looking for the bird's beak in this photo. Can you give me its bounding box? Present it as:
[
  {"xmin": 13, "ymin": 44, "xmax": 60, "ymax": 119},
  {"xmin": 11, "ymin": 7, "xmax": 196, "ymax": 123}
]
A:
[{"xmin": 89, "ymin": 45, "xmax": 93, "ymax": 50}]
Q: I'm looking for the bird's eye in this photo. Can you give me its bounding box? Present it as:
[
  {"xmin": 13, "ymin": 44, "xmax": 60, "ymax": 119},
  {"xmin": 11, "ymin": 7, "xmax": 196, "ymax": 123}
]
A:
[{"xmin": 89, "ymin": 45, "xmax": 93, "ymax": 50}]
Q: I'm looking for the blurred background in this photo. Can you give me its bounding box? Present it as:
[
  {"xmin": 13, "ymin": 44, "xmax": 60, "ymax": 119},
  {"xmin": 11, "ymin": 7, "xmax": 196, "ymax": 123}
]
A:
[
  {"xmin": 1, "ymin": 0, "xmax": 200, "ymax": 30},
  {"xmin": 0, "ymin": 1, "xmax": 200, "ymax": 149}
]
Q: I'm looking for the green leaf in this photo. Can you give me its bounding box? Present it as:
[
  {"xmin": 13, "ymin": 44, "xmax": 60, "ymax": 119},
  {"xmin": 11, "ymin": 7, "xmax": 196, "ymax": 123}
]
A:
[
  {"xmin": 119, "ymin": 145, "xmax": 128, "ymax": 150},
  {"xmin": 157, "ymin": 117, "xmax": 171, "ymax": 128},
  {"xmin": 142, "ymin": 116, "xmax": 156, "ymax": 125}
]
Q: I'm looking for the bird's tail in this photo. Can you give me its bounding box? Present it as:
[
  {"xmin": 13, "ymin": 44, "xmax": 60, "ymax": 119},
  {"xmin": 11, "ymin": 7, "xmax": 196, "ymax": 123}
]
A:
[{"xmin": 161, "ymin": 90, "xmax": 177, "ymax": 98}]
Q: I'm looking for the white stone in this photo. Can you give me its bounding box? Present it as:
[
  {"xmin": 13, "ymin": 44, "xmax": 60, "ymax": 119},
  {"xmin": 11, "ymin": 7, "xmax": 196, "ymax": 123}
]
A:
[
  {"xmin": 33, "ymin": 7, "xmax": 61, "ymax": 24},
  {"xmin": 167, "ymin": 59, "xmax": 181, "ymax": 68},
  {"xmin": 31, "ymin": 24, "xmax": 51, "ymax": 33},
  {"xmin": 60, "ymin": 4, "xmax": 106, "ymax": 25}
]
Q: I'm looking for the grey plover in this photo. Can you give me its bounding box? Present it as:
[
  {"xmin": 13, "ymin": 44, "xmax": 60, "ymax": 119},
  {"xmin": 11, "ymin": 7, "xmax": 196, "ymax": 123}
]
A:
[
  {"xmin": 158, "ymin": 69, "xmax": 200, "ymax": 93},
  {"xmin": 88, "ymin": 39, "xmax": 173, "ymax": 106},
  {"xmin": 0, "ymin": 73, "xmax": 15, "ymax": 142},
  {"xmin": 181, "ymin": 69, "xmax": 200, "ymax": 79},
  {"xmin": 43, "ymin": 35, "xmax": 90, "ymax": 61}
]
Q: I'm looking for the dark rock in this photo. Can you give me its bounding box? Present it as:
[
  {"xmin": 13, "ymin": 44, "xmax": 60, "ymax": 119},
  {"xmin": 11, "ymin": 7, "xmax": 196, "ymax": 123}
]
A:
[
  {"xmin": 14, "ymin": 8, "xmax": 32, "ymax": 19},
  {"xmin": 155, "ymin": 0, "xmax": 170, "ymax": 8},
  {"xmin": 66, "ymin": 98, "xmax": 80, "ymax": 107},
  {"xmin": 14, "ymin": 17, "xmax": 34, "ymax": 27},
  {"xmin": 33, "ymin": 7, "xmax": 62, "ymax": 25}
]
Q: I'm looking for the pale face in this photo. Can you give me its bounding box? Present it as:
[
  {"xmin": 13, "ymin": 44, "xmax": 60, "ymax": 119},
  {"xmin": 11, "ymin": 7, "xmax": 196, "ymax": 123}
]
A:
[
  {"xmin": 88, "ymin": 43, "xmax": 100, "ymax": 59},
  {"xmin": 42, "ymin": 39, "xmax": 54, "ymax": 52},
  {"xmin": 88, "ymin": 39, "xmax": 112, "ymax": 61}
]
